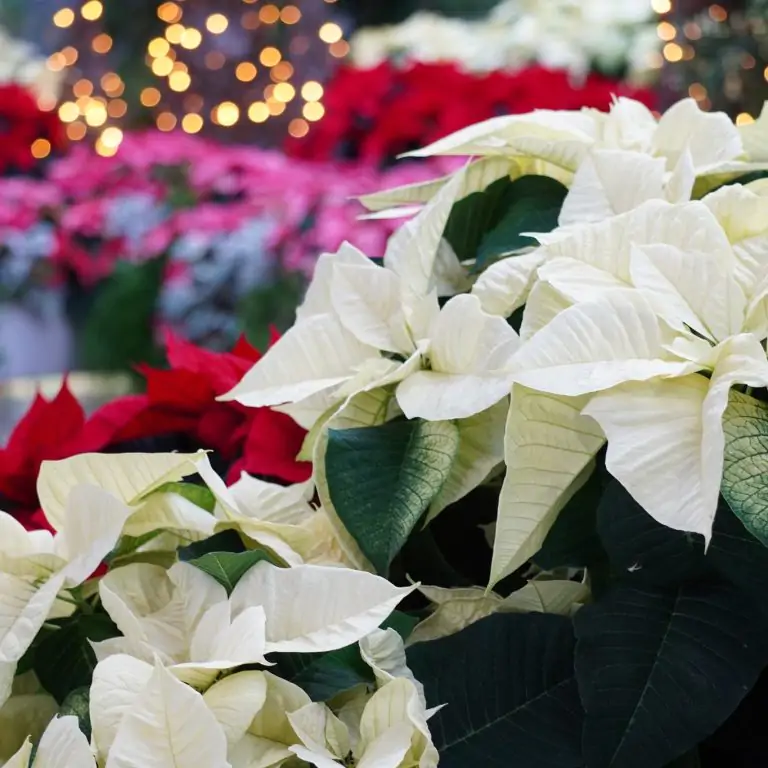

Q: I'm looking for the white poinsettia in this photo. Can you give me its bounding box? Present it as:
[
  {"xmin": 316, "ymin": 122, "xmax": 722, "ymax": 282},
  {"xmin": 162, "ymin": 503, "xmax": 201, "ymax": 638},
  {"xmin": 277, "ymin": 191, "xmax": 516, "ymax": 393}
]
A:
[
  {"xmin": 5, "ymin": 715, "xmax": 95, "ymax": 768},
  {"xmin": 0, "ymin": 674, "xmax": 58, "ymax": 763},
  {"xmin": 0, "ymin": 484, "xmax": 134, "ymax": 708},
  {"xmin": 221, "ymin": 175, "xmax": 519, "ymax": 425},
  {"xmin": 37, "ymin": 451, "xmax": 208, "ymax": 536},
  {"xmin": 504, "ymin": 222, "xmax": 768, "ymax": 545},
  {"xmin": 408, "ymin": 579, "xmax": 589, "ymax": 645},
  {"xmin": 194, "ymin": 456, "xmax": 351, "ymax": 567},
  {"xmin": 288, "ymin": 677, "xmax": 439, "ymax": 768},
  {"xmin": 95, "ymin": 560, "xmax": 414, "ymax": 677}
]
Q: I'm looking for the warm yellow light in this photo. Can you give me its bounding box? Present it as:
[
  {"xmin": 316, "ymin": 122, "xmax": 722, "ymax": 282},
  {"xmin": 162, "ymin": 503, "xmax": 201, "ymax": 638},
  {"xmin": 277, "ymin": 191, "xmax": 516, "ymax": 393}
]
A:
[
  {"xmin": 165, "ymin": 24, "xmax": 185, "ymax": 44},
  {"xmin": 172, "ymin": 61, "xmax": 188, "ymax": 73},
  {"xmin": 84, "ymin": 102, "xmax": 108, "ymax": 127},
  {"xmin": 709, "ymin": 4, "xmax": 727, "ymax": 22},
  {"xmin": 656, "ymin": 22, "xmax": 676, "ymax": 41},
  {"xmin": 260, "ymin": 47, "xmax": 282, "ymax": 67},
  {"xmin": 271, "ymin": 62, "xmax": 294, "ymax": 82},
  {"xmin": 47, "ymin": 52, "xmax": 67, "ymax": 72},
  {"xmin": 301, "ymin": 81, "xmax": 324, "ymax": 101},
  {"xmin": 182, "ymin": 114, "xmax": 204, "ymax": 134},
  {"xmin": 169, "ymin": 71, "xmax": 192, "ymax": 92},
  {"xmin": 58, "ymin": 102, "xmax": 80, "ymax": 123},
  {"xmin": 248, "ymin": 102, "xmax": 270, "ymax": 123},
  {"xmin": 205, "ymin": 51, "xmax": 226, "ymax": 70},
  {"xmin": 263, "ymin": 84, "xmax": 276, "ymax": 100},
  {"xmin": 101, "ymin": 126, "xmax": 124, "ymax": 149},
  {"xmin": 236, "ymin": 62, "xmax": 258, "ymax": 82},
  {"xmin": 180, "ymin": 28, "xmax": 203, "ymax": 49},
  {"xmin": 688, "ymin": 83, "xmax": 707, "ymax": 100},
  {"xmin": 184, "ymin": 94, "xmax": 205, "ymax": 112},
  {"xmin": 319, "ymin": 22, "xmax": 343, "ymax": 44},
  {"xmin": 206, "ymin": 13, "xmax": 229, "ymax": 34},
  {"xmin": 73, "ymin": 79, "xmax": 94, "ymax": 98},
  {"xmin": 267, "ymin": 99, "xmax": 286, "ymax": 116},
  {"xmin": 148, "ymin": 37, "xmax": 170, "ymax": 58},
  {"xmin": 281, "ymin": 5, "xmax": 301, "ymax": 24},
  {"xmin": 108, "ymin": 99, "xmax": 128, "ymax": 118},
  {"xmin": 104, "ymin": 76, "xmax": 125, "ymax": 97},
  {"xmin": 53, "ymin": 8, "xmax": 75, "ymax": 27},
  {"xmin": 92, "ymin": 33, "xmax": 113, "ymax": 53},
  {"xmin": 95, "ymin": 139, "xmax": 118, "ymax": 157},
  {"xmin": 273, "ymin": 83, "xmax": 295, "ymax": 102},
  {"xmin": 216, "ymin": 102, "xmax": 240, "ymax": 126},
  {"xmin": 66, "ymin": 122, "xmax": 87, "ymax": 141},
  {"xmin": 662, "ymin": 42, "xmax": 683, "ymax": 62},
  {"xmin": 140, "ymin": 87, "xmax": 162, "ymax": 107},
  {"xmin": 31, "ymin": 139, "xmax": 52, "ymax": 160},
  {"xmin": 242, "ymin": 11, "xmax": 260, "ymax": 29},
  {"xmin": 258, "ymin": 5, "xmax": 280, "ymax": 23},
  {"xmin": 157, "ymin": 1, "xmax": 182, "ymax": 23},
  {"xmin": 81, "ymin": 1, "xmax": 103, "ymax": 21},
  {"xmin": 329, "ymin": 40, "xmax": 350, "ymax": 58},
  {"xmin": 76, "ymin": 96, "xmax": 92, "ymax": 113},
  {"xmin": 61, "ymin": 47, "xmax": 79, "ymax": 65},
  {"xmin": 37, "ymin": 94, "xmax": 57, "ymax": 112},
  {"xmin": 288, "ymin": 118, "xmax": 309, "ymax": 138},
  {"xmin": 651, "ymin": 0, "xmax": 671, "ymax": 12},
  {"xmin": 157, "ymin": 112, "xmax": 177, "ymax": 131},
  {"xmin": 303, "ymin": 102, "xmax": 325, "ymax": 121},
  {"xmin": 151, "ymin": 57, "xmax": 174, "ymax": 77},
  {"xmin": 736, "ymin": 113, "xmax": 755, "ymax": 126}
]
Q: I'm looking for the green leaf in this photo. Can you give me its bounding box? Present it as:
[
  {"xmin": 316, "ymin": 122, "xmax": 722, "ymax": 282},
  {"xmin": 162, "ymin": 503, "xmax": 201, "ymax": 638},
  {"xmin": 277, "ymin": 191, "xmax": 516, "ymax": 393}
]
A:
[
  {"xmin": 443, "ymin": 177, "xmax": 514, "ymax": 263},
  {"xmin": 274, "ymin": 644, "xmax": 374, "ymax": 702},
  {"xmin": 178, "ymin": 529, "xmax": 246, "ymax": 561},
  {"xmin": 407, "ymin": 613, "xmax": 584, "ymax": 767},
  {"xmin": 77, "ymin": 254, "xmax": 167, "ymax": 374},
  {"xmin": 477, "ymin": 176, "xmax": 568, "ymax": 269},
  {"xmin": 33, "ymin": 613, "xmax": 120, "ymax": 704},
  {"xmin": 709, "ymin": 497, "xmax": 768, "ymax": 617},
  {"xmin": 190, "ymin": 549, "xmax": 279, "ymax": 593},
  {"xmin": 535, "ymin": 466, "xmax": 607, "ymax": 571},
  {"xmin": 325, "ymin": 419, "xmax": 460, "ymax": 574},
  {"xmin": 597, "ymin": 479, "xmax": 707, "ymax": 586},
  {"xmin": 575, "ymin": 580, "xmax": 768, "ymax": 768},
  {"xmin": 382, "ymin": 610, "xmax": 419, "ymax": 642},
  {"xmin": 151, "ymin": 481, "xmax": 216, "ymax": 513},
  {"xmin": 59, "ymin": 687, "xmax": 92, "ymax": 741},
  {"xmin": 721, "ymin": 391, "xmax": 768, "ymax": 546}
]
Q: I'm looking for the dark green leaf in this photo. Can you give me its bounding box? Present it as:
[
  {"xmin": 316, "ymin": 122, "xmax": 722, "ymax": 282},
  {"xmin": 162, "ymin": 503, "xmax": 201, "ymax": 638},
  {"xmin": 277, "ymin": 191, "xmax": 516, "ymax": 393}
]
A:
[
  {"xmin": 407, "ymin": 613, "xmax": 584, "ymax": 767},
  {"xmin": 151, "ymin": 481, "xmax": 216, "ymax": 513},
  {"xmin": 709, "ymin": 497, "xmax": 768, "ymax": 617},
  {"xmin": 665, "ymin": 751, "xmax": 701, "ymax": 768},
  {"xmin": 178, "ymin": 529, "xmax": 246, "ymax": 561},
  {"xmin": 78, "ymin": 254, "xmax": 167, "ymax": 373},
  {"xmin": 59, "ymin": 687, "xmax": 92, "ymax": 740},
  {"xmin": 190, "ymin": 550, "xmax": 279, "ymax": 593},
  {"xmin": 274, "ymin": 645, "xmax": 374, "ymax": 702},
  {"xmin": 33, "ymin": 614, "xmax": 120, "ymax": 704},
  {"xmin": 443, "ymin": 176, "xmax": 514, "ymax": 263},
  {"xmin": 477, "ymin": 177, "xmax": 568, "ymax": 268},
  {"xmin": 381, "ymin": 610, "xmax": 419, "ymax": 641},
  {"xmin": 535, "ymin": 467, "xmax": 606, "ymax": 570},
  {"xmin": 575, "ymin": 580, "xmax": 768, "ymax": 768},
  {"xmin": 597, "ymin": 479, "xmax": 706, "ymax": 586},
  {"xmin": 325, "ymin": 419, "xmax": 460, "ymax": 574},
  {"xmin": 721, "ymin": 391, "xmax": 768, "ymax": 546}
]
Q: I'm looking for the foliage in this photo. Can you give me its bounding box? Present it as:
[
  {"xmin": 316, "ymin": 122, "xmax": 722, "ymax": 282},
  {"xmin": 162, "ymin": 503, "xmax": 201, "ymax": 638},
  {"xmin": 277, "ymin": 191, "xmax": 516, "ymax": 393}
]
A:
[{"xmin": 5, "ymin": 96, "xmax": 768, "ymax": 767}]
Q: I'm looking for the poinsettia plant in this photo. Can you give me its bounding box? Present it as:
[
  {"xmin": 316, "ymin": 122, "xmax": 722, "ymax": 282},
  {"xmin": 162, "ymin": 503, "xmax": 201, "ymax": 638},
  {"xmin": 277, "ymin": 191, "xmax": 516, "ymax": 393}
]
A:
[{"xmin": 5, "ymin": 96, "xmax": 768, "ymax": 767}]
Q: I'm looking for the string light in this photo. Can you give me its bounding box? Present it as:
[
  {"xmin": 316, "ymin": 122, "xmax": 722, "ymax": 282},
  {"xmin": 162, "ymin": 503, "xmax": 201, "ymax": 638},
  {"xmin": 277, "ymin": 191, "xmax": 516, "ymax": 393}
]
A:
[
  {"xmin": 31, "ymin": 138, "xmax": 52, "ymax": 159},
  {"xmin": 47, "ymin": 0, "xmax": 350, "ymax": 145}
]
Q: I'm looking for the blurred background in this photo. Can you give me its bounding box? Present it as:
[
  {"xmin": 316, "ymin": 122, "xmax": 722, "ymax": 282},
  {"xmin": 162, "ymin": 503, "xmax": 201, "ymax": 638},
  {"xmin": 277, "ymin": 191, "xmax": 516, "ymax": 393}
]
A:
[{"xmin": 0, "ymin": 0, "xmax": 765, "ymax": 435}]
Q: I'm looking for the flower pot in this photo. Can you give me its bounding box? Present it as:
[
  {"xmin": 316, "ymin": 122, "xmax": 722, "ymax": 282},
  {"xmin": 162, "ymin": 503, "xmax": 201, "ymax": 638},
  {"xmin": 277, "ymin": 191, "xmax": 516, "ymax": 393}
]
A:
[{"xmin": 0, "ymin": 291, "xmax": 74, "ymax": 379}]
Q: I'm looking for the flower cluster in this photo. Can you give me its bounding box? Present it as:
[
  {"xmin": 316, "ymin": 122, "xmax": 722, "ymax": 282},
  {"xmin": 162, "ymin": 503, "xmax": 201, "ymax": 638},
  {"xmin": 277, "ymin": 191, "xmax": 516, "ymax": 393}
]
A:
[
  {"xmin": 0, "ymin": 130, "xmax": 452, "ymax": 346},
  {"xmin": 5, "ymin": 96, "xmax": 768, "ymax": 766},
  {"xmin": 285, "ymin": 61, "xmax": 656, "ymax": 165},
  {"xmin": 350, "ymin": 0, "xmax": 660, "ymax": 82}
]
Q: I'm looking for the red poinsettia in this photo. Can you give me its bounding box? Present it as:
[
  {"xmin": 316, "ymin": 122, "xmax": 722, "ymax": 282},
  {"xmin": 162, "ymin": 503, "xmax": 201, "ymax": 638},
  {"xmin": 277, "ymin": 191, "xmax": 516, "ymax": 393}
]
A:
[
  {"xmin": 84, "ymin": 330, "xmax": 312, "ymax": 484},
  {"xmin": 0, "ymin": 381, "xmax": 91, "ymax": 531},
  {"xmin": 285, "ymin": 62, "xmax": 657, "ymax": 165},
  {"xmin": 0, "ymin": 84, "xmax": 65, "ymax": 175}
]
